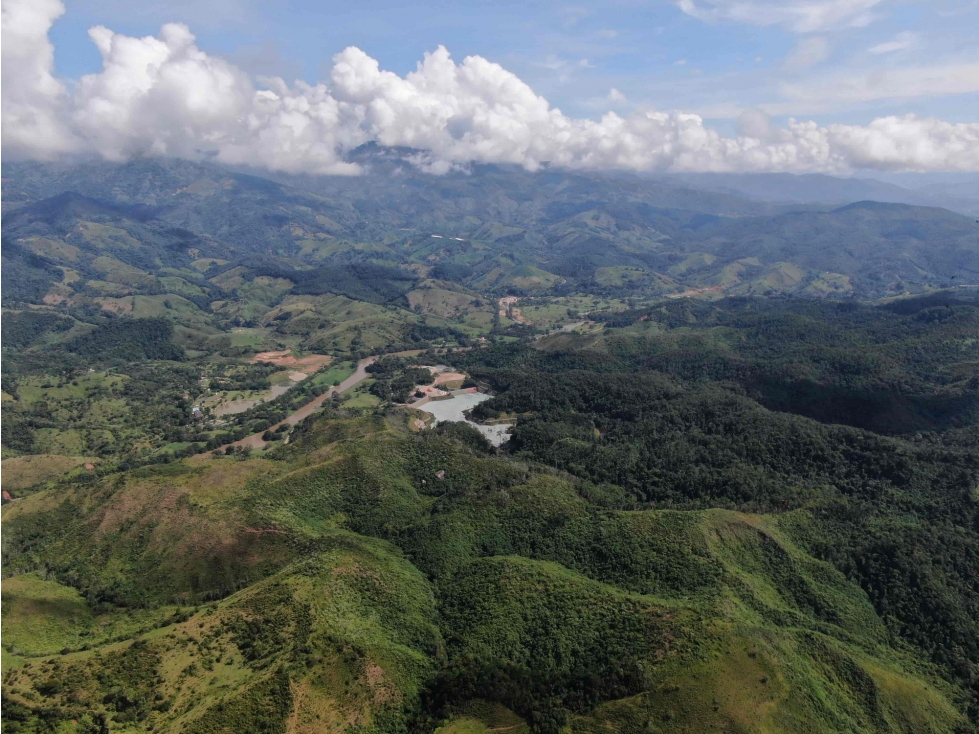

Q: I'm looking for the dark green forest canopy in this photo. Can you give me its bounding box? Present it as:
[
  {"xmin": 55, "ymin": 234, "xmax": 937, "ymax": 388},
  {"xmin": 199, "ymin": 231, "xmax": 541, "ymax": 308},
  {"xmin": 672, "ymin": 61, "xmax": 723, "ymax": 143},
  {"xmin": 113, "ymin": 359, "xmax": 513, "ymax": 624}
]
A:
[
  {"xmin": 3, "ymin": 158, "xmax": 979, "ymax": 733},
  {"xmin": 1, "ymin": 311, "xmax": 73, "ymax": 349},
  {"xmin": 65, "ymin": 317, "xmax": 184, "ymax": 362},
  {"xmin": 463, "ymin": 296, "xmax": 979, "ymax": 434},
  {"xmin": 0, "ymin": 241, "xmax": 64, "ymax": 306},
  {"xmin": 444, "ymin": 296, "xmax": 979, "ymax": 717}
]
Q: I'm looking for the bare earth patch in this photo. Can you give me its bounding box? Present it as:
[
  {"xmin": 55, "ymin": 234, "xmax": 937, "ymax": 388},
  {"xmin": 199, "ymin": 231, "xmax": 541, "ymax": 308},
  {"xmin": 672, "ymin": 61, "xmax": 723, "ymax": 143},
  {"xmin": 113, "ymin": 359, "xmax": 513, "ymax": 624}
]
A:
[
  {"xmin": 434, "ymin": 371, "xmax": 466, "ymax": 386},
  {"xmin": 252, "ymin": 350, "xmax": 333, "ymax": 372}
]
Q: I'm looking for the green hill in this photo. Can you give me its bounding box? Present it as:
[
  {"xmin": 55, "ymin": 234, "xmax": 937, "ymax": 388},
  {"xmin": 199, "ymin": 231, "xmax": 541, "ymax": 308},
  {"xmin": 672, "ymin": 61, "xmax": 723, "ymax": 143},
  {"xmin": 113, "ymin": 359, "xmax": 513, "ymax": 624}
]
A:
[
  {"xmin": 2, "ymin": 160, "xmax": 979, "ymax": 733},
  {"xmin": 2, "ymin": 406, "xmax": 974, "ymax": 732}
]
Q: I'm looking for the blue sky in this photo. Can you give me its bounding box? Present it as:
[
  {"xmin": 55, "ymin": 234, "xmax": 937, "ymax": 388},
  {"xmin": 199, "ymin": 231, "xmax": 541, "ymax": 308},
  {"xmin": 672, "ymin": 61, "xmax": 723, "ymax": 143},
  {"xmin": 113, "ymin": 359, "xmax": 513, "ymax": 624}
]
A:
[
  {"xmin": 47, "ymin": 0, "xmax": 979, "ymax": 131},
  {"xmin": 5, "ymin": 0, "xmax": 976, "ymax": 174}
]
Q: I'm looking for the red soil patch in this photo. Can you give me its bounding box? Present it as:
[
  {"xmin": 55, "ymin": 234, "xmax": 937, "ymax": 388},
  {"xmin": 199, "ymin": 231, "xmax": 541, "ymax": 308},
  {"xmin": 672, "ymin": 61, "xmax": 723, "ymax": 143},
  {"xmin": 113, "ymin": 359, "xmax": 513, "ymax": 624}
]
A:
[
  {"xmin": 433, "ymin": 372, "xmax": 466, "ymax": 385},
  {"xmin": 252, "ymin": 350, "xmax": 293, "ymax": 364},
  {"xmin": 252, "ymin": 350, "xmax": 332, "ymax": 371},
  {"xmin": 295, "ymin": 355, "xmax": 332, "ymax": 370}
]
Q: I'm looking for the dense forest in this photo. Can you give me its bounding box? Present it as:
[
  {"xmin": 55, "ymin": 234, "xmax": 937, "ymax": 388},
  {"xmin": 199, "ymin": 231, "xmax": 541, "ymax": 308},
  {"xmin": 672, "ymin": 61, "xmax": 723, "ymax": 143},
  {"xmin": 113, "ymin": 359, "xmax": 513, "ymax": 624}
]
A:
[
  {"xmin": 3, "ymin": 156, "xmax": 979, "ymax": 733},
  {"xmin": 443, "ymin": 294, "xmax": 979, "ymax": 720}
]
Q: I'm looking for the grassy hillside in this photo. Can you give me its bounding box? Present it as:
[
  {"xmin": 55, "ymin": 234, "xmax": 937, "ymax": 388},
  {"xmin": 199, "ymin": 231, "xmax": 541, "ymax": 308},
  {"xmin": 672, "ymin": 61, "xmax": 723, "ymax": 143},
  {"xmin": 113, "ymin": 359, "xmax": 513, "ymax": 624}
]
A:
[
  {"xmin": 2, "ymin": 408, "xmax": 973, "ymax": 732},
  {"xmin": 2, "ymin": 160, "xmax": 979, "ymax": 733}
]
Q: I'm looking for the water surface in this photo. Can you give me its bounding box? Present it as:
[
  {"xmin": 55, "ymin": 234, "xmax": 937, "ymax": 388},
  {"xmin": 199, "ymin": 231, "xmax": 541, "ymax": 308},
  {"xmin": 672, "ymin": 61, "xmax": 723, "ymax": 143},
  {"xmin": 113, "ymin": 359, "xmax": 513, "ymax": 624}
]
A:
[{"xmin": 419, "ymin": 392, "xmax": 513, "ymax": 446}]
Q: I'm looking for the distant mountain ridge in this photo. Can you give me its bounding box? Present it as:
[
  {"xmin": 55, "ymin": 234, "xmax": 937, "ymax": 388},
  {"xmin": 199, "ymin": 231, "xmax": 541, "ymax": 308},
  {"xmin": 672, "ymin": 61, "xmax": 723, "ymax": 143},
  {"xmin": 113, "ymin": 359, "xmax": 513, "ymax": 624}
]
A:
[
  {"xmin": 659, "ymin": 171, "xmax": 979, "ymax": 216},
  {"xmin": 2, "ymin": 157, "xmax": 977, "ymax": 307}
]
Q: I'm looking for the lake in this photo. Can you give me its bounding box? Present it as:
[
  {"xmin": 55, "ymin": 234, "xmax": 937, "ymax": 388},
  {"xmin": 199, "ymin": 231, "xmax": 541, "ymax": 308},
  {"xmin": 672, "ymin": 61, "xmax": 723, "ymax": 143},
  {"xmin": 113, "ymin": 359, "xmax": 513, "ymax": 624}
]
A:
[{"xmin": 418, "ymin": 392, "xmax": 513, "ymax": 447}]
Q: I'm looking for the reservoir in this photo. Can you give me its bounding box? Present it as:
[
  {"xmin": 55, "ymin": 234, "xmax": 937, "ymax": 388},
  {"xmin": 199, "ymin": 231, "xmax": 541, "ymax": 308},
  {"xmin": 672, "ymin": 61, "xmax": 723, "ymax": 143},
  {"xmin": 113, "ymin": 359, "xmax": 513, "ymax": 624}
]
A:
[{"xmin": 417, "ymin": 391, "xmax": 513, "ymax": 446}]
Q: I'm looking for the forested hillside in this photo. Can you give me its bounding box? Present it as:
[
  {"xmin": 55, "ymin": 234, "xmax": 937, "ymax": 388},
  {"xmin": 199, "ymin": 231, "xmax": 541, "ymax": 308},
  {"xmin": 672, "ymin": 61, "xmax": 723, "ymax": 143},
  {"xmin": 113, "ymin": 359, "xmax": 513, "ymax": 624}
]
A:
[
  {"xmin": 4, "ymin": 157, "xmax": 976, "ymax": 309},
  {"xmin": 2, "ymin": 158, "xmax": 978, "ymax": 733},
  {"xmin": 3, "ymin": 290, "xmax": 978, "ymax": 733}
]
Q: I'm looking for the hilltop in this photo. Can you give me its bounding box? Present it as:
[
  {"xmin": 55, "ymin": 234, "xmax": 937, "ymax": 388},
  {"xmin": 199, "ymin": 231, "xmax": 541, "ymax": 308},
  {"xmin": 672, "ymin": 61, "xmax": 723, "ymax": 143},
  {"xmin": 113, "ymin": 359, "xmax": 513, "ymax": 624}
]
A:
[{"xmin": 2, "ymin": 159, "xmax": 978, "ymax": 733}]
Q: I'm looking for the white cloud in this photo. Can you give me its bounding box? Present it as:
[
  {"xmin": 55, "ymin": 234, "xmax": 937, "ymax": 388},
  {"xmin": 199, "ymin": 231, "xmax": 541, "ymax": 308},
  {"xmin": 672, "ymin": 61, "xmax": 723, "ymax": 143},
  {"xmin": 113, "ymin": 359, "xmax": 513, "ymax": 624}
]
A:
[
  {"xmin": 775, "ymin": 61, "xmax": 979, "ymax": 112},
  {"xmin": 826, "ymin": 115, "xmax": 979, "ymax": 171},
  {"xmin": 0, "ymin": 0, "xmax": 77, "ymax": 157},
  {"xmin": 598, "ymin": 29, "xmax": 618, "ymax": 39},
  {"xmin": 1, "ymin": 0, "xmax": 977, "ymax": 175},
  {"xmin": 674, "ymin": 59, "xmax": 688, "ymax": 65},
  {"xmin": 783, "ymin": 37, "xmax": 830, "ymax": 71},
  {"xmin": 607, "ymin": 88, "xmax": 627, "ymax": 102},
  {"xmin": 868, "ymin": 31, "xmax": 920, "ymax": 54},
  {"xmin": 677, "ymin": 0, "xmax": 882, "ymax": 33}
]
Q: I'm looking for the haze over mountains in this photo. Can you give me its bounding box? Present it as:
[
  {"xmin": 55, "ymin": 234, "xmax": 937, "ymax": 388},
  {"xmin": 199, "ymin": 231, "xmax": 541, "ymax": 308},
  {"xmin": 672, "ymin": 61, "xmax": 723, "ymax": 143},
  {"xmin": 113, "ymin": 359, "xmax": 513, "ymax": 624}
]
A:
[
  {"xmin": 3, "ymin": 153, "xmax": 977, "ymax": 319},
  {"xmin": 661, "ymin": 172, "xmax": 979, "ymax": 215}
]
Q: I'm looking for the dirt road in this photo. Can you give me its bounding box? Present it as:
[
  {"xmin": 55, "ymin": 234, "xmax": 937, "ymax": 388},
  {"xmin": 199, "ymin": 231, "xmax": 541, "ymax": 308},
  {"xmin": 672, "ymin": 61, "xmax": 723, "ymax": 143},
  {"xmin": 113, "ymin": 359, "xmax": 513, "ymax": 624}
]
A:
[
  {"xmin": 227, "ymin": 355, "xmax": 377, "ymax": 450},
  {"xmin": 223, "ymin": 349, "xmax": 425, "ymax": 452}
]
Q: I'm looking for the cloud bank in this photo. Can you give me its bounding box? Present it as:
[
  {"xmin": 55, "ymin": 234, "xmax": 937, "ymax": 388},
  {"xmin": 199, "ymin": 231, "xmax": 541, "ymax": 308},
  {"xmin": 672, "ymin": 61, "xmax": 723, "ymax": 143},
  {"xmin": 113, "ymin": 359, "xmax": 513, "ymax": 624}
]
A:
[{"xmin": 2, "ymin": 0, "xmax": 978, "ymax": 175}]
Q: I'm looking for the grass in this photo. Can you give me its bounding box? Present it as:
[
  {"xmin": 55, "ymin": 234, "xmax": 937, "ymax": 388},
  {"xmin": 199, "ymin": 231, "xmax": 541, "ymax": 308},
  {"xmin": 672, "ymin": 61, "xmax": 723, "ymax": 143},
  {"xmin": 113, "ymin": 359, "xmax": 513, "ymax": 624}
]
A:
[
  {"xmin": 130, "ymin": 295, "xmax": 213, "ymax": 329},
  {"xmin": 343, "ymin": 383, "xmax": 382, "ymax": 409},
  {"xmin": 0, "ymin": 415, "xmax": 971, "ymax": 733},
  {"xmin": 14, "ymin": 371, "xmax": 125, "ymax": 405},
  {"xmin": 595, "ymin": 266, "xmax": 647, "ymax": 287},
  {"xmin": 311, "ymin": 361, "xmax": 357, "ymax": 387},
  {"xmin": 515, "ymin": 296, "xmax": 636, "ymax": 328},
  {"xmin": 1, "ymin": 574, "xmax": 94, "ymax": 659},
  {"xmin": 0, "ymin": 454, "xmax": 97, "ymax": 494},
  {"xmin": 159, "ymin": 276, "xmax": 208, "ymax": 298},
  {"xmin": 29, "ymin": 427, "xmax": 89, "ymax": 455},
  {"xmin": 190, "ymin": 257, "xmax": 229, "ymax": 271},
  {"xmin": 91, "ymin": 255, "xmax": 156, "ymax": 288},
  {"xmin": 228, "ymin": 327, "xmax": 272, "ymax": 349},
  {"xmin": 437, "ymin": 700, "xmax": 530, "ymax": 734},
  {"xmin": 24, "ymin": 236, "xmax": 83, "ymax": 263},
  {"xmin": 85, "ymin": 278, "xmax": 134, "ymax": 295},
  {"xmin": 3, "ymin": 371, "xmax": 168, "ymax": 458},
  {"xmin": 76, "ymin": 221, "xmax": 142, "ymax": 250},
  {"xmin": 0, "ymin": 574, "xmax": 184, "ymax": 669},
  {"xmin": 234, "ymin": 276, "xmax": 295, "ymax": 307},
  {"xmin": 2, "ymin": 530, "xmax": 441, "ymax": 733},
  {"xmin": 407, "ymin": 287, "xmax": 496, "ymax": 329}
]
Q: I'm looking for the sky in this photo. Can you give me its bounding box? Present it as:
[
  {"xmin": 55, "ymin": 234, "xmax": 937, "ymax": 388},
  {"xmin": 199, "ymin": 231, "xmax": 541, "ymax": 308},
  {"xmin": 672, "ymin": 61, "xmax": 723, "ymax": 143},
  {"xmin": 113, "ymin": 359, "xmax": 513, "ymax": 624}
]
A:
[{"xmin": 3, "ymin": 0, "xmax": 978, "ymax": 175}]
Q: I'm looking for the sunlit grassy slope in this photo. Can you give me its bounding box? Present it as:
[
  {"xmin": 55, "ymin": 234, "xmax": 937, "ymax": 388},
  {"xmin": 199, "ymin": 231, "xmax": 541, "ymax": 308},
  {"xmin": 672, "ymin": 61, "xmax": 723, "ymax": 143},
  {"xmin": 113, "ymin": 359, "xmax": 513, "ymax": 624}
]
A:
[{"xmin": 1, "ymin": 413, "xmax": 970, "ymax": 733}]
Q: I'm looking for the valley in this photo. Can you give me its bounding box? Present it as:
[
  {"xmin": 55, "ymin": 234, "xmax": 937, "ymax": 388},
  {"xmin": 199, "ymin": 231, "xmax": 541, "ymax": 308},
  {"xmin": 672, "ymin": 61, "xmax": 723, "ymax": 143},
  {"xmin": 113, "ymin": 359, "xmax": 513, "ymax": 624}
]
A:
[{"xmin": 2, "ymin": 157, "xmax": 978, "ymax": 734}]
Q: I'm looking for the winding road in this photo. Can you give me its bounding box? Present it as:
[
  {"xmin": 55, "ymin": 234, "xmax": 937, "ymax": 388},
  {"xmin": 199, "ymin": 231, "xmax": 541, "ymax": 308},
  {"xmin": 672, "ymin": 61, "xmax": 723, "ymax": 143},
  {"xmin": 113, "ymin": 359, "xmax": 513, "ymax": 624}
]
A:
[
  {"xmin": 223, "ymin": 348, "xmax": 430, "ymax": 452},
  {"xmin": 227, "ymin": 355, "xmax": 378, "ymax": 450}
]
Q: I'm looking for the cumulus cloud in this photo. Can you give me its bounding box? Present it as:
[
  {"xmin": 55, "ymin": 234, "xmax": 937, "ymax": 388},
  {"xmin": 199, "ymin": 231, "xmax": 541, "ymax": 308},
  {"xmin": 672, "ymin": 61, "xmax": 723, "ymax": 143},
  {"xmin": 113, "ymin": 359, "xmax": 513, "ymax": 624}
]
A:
[
  {"xmin": 1, "ymin": 0, "xmax": 977, "ymax": 174},
  {"xmin": 826, "ymin": 115, "xmax": 979, "ymax": 170},
  {"xmin": 0, "ymin": 0, "xmax": 77, "ymax": 157},
  {"xmin": 677, "ymin": 0, "xmax": 882, "ymax": 33}
]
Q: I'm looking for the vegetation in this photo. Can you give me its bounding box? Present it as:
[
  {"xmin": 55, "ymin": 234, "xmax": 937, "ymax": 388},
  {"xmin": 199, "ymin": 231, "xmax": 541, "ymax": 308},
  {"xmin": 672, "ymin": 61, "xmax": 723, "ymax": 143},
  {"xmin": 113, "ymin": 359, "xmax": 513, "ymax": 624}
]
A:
[
  {"xmin": 367, "ymin": 357, "xmax": 436, "ymax": 403},
  {"xmin": 2, "ymin": 158, "xmax": 978, "ymax": 732}
]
